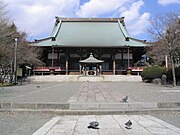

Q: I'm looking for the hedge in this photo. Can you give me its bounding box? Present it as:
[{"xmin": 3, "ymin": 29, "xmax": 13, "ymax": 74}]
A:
[{"xmin": 141, "ymin": 66, "xmax": 167, "ymax": 82}]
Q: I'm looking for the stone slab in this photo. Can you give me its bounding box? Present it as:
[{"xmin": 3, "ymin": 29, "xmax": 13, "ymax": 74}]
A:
[
  {"xmin": 32, "ymin": 116, "xmax": 60, "ymax": 135},
  {"xmin": 0, "ymin": 102, "xmax": 11, "ymax": 109},
  {"xmin": 69, "ymin": 102, "xmax": 157, "ymax": 110},
  {"xmin": 33, "ymin": 115, "xmax": 180, "ymax": 135},
  {"xmin": 157, "ymin": 102, "xmax": 180, "ymax": 108},
  {"xmin": 12, "ymin": 103, "xmax": 36, "ymax": 109},
  {"xmin": 69, "ymin": 103, "xmax": 99, "ymax": 110},
  {"xmin": 36, "ymin": 103, "xmax": 69, "ymax": 110}
]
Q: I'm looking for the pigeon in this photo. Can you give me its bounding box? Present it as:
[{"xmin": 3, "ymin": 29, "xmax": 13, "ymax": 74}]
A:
[
  {"xmin": 87, "ymin": 121, "xmax": 99, "ymax": 129},
  {"xmin": 124, "ymin": 120, "xmax": 132, "ymax": 129},
  {"xmin": 122, "ymin": 96, "xmax": 128, "ymax": 103}
]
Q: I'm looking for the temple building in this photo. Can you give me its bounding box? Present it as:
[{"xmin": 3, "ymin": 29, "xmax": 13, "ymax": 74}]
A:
[{"xmin": 30, "ymin": 17, "xmax": 151, "ymax": 75}]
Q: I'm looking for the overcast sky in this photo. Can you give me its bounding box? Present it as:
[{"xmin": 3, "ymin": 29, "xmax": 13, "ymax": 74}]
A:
[{"xmin": 4, "ymin": 0, "xmax": 180, "ymax": 41}]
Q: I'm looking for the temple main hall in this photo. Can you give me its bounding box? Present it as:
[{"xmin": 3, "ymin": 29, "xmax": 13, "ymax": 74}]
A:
[{"xmin": 30, "ymin": 17, "xmax": 151, "ymax": 75}]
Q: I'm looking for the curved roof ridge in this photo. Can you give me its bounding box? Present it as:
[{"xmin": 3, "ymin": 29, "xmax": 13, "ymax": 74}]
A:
[
  {"xmin": 117, "ymin": 18, "xmax": 130, "ymax": 39},
  {"xmin": 129, "ymin": 37, "xmax": 153, "ymax": 46},
  {"xmin": 51, "ymin": 17, "xmax": 62, "ymax": 38},
  {"xmin": 129, "ymin": 37, "xmax": 147, "ymax": 42},
  {"xmin": 31, "ymin": 37, "xmax": 52, "ymax": 43},
  {"xmin": 29, "ymin": 37, "xmax": 52, "ymax": 46}
]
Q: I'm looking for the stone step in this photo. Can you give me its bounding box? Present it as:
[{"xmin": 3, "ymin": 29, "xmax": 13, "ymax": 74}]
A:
[
  {"xmin": 1, "ymin": 102, "xmax": 180, "ymax": 110},
  {"xmin": 78, "ymin": 76, "xmax": 104, "ymax": 82},
  {"xmin": 1, "ymin": 108, "xmax": 180, "ymax": 115},
  {"xmin": 29, "ymin": 75, "xmax": 142, "ymax": 82},
  {"xmin": 69, "ymin": 102, "xmax": 158, "ymax": 110}
]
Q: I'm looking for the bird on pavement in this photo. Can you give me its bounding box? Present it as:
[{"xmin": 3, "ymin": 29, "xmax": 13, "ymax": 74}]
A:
[
  {"xmin": 122, "ymin": 96, "xmax": 128, "ymax": 103},
  {"xmin": 124, "ymin": 120, "xmax": 132, "ymax": 129},
  {"xmin": 87, "ymin": 121, "xmax": 99, "ymax": 129}
]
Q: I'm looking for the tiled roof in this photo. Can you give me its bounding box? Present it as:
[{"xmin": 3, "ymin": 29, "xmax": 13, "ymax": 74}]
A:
[{"xmin": 30, "ymin": 17, "xmax": 152, "ymax": 47}]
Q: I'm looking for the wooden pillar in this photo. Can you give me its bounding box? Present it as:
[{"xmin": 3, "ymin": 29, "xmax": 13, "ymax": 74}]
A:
[
  {"xmin": 99, "ymin": 65, "xmax": 102, "ymax": 75},
  {"xmin": 113, "ymin": 49, "xmax": 116, "ymax": 75},
  {"xmin": 79, "ymin": 64, "xmax": 82, "ymax": 75},
  {"xmin": 79, "ymin": 48, "xmax": 82, "ymax": 75},
  {"xmin": 99, "ymin": 48, "xmax": 102, "ymax": 75},
  {"xmin": 84, "ymin": 64, "xmax": 86, "ymax": 76},
  {"xmin": 51, "ymin": 46, "xmax": 54, "ymax": 67},
  {"xmin": 127, "ymin": 47, "xmax": 130, "ymax": 69},
  {"xmin": 113, "ymin": 58, "xmax": 115, "ymax": 75},
  {"xmin": 65, "ymin": 48, "xmax": 68, "ymax": 75},
  {"xmin": 121, "ymin": 51, "xmax": 124, "ymax": 70}
]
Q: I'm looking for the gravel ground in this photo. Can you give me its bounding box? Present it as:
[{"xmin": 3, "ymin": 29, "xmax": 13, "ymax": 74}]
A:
[
  {"xmin": 0, "ymin": 82, "xmax": 81, "ymax": 103},
  {"xmin": 0, "ymin": 112, "xmax": 54, "ymax": 135},
  {"xmin": 109, "ymin": 82, "xmax": 180, "ymax": 102},
  {"xmin": 151, "ymin": 112, "xmax": 180, "ymax": 128}
]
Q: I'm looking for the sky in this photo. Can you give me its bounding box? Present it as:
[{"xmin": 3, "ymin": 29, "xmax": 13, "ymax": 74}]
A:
[{"xmin": 4, "ymin": 0, "xmax": 180, "ymax": 41}]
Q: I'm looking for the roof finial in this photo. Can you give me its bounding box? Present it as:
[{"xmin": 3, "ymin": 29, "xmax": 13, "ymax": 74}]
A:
[
  {"xmin": 55, "ymin": 16, "xmax": 60, "ymax": 26},
  {"xmin": 120, "ymin": 17, "xmax": 125, "ymax": 26}
]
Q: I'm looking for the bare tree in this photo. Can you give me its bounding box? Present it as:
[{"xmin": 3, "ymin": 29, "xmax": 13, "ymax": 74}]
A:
[
  {"xmin": 16, "ymin": 32, "xmax": 44, "ymax": 66},
  {"xmin": 148, "ymin": 12, "xmax": 180, "ymax": 87},
  {"xmin": 147, "ymin": 42, "xmax": 168, "ymax": 66},
  {"xmin": 0, "ymin": 0, "xmax": 43, "ymax": 83}
]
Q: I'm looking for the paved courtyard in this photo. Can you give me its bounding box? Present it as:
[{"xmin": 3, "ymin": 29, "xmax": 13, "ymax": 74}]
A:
[
  {"xmin": 0, "ymin": 81, "xmax": 180, "ymax": 135},
  {"xmin": 0, "ymin": 82, "xmax": 180, "ymax": 103}
]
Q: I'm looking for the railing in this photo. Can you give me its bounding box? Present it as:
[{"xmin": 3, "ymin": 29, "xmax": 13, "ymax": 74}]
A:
[
  {"xmin": 131, "ymin": 67, "xmax": 144, "ymax": 72},
  {"xmin": 33, "ymin": 67, "xmax": 64, "ymax": 72},
  {"xmin": 33, "ymin": 66, "xmax": 144, "ymax": 72}
]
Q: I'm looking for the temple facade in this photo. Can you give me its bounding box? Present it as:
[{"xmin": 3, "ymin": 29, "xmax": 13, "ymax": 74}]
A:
[{"xmin": 30, "ymin": 17, "xmax": 151, "ymax": 75}]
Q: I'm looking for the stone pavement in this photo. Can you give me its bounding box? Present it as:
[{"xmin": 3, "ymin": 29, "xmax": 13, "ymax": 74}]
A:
[
  {"xmin": 0, "ymin": 81, "xmax": 180, "ymax": 135},
  {"xmin": 67, "ymin": 82, "xmax": 125, "ymax": 103},
  {"xmin": 1, "ymin": 82, "xmax": 179, "ymax": 104},
  {"xmin": 0, "ymin": 82, "xmax": 180, "ymax": 111},
  {"xmin": 33, "ymin": 115, "xmax": 180, "ymax": 135}
]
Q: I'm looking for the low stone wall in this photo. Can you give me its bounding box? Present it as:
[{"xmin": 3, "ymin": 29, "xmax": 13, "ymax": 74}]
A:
[
  {"xmin": 29, "ymin": 75, "xmax": 142, "ymax": 82},
  {"xmin": 103, "ymin": 75, "xmax": 142, "ymax": 82}
]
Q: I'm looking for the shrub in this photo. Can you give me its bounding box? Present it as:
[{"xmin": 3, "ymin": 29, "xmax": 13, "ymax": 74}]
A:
[
  {"xmin": 141, "ymin": 66, "xmax": 167, "ymax": 82},
  {"xmin": 166, "ymin": 66, "xmax": 180, "ymax": 83}
]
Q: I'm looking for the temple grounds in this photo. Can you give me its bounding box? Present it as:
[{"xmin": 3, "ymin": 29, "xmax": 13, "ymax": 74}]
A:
[{"xmin": 0, "ymin": 81, "xmax": 180, "ymax": 134}]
